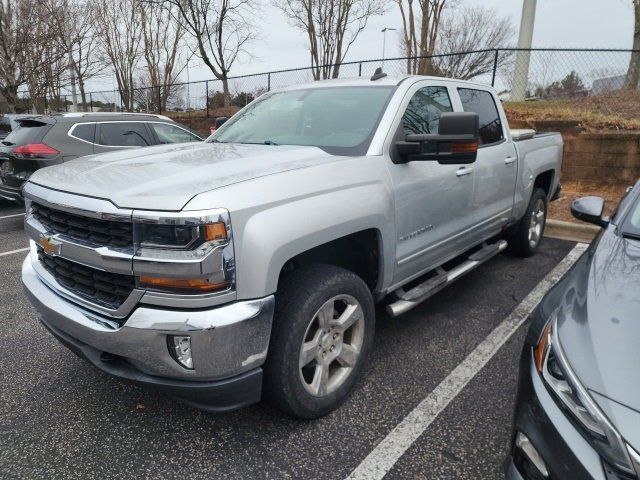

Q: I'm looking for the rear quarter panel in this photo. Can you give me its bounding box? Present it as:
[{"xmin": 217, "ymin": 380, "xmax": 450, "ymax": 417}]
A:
[{"xmin": 513, "ymin": 133, "xmax": 563, "ymax": 219}]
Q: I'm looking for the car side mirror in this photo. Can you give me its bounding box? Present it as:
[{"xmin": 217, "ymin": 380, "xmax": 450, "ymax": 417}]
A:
[
  {"xmin": 215, "ymin": 117, "xmax": 229, "ymax": 129},
  {"xmin": 395, "ymin": 112, "xmax": 480, "ymax": 165},
  {"xmin": 571, "ymin": 196, "xmax": 609, "ymax": 227}
]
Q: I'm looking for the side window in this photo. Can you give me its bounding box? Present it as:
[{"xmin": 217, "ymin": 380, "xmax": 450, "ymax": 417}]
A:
[
  {"xmin": 402, "ymin": 86, "xmax": 452, "ymax": 135},
  {"xmin": 70, "ymin": 123, "xmax": 95, "ymax": 143},
  {"xmin": 97, "ymin": 122, "xmax": 151, "ymax": 147},
  {"xmin": 150, "ymin": 123, "xmax": 201, "ymax": 144},
  {"xmin": 458, "ymin": 88, "xmax": 504, "ymax": 145}
]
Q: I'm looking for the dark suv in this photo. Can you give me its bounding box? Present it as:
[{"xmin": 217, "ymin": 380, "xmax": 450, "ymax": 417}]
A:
[{"xmin": 0, "ymin": 113, "xmax": 203, "ymax": 202}]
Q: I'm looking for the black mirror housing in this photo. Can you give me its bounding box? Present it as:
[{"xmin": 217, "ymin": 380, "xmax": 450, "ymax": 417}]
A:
[
  {"xmin": 571, "ymin": 196, "xmax": 609, "ymax": 227},
  {"xmin": 396, "ymin": 112, "xmax": 480, "ymax": 164},
  {"xmin": 215, "ymin": 116, "xmax": 229, "ymax": 128}
]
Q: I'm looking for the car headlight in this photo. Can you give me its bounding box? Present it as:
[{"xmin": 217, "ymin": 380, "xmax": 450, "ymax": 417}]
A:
[
  {"xmin": 535, "ymin": 315, "xmax": 640, "ymax": 477},
  {"xmin": 136, "ymin": 222, "xmax": 227, "ymax": 250},
  {"xmin": 133, "ymin": 210, "xmax": 234, "ymax": 294}
]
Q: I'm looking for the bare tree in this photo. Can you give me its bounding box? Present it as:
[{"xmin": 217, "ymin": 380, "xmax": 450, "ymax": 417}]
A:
[
  {"xmin": 47, "ymin": 0, "xmax": 102, "ymax": 109},
  {"xmin": 151, "ymin": 0, "xmax": 257, "ymax": 106},
  {"xmin": 396, "ymin": 0, "xmax": 450, "ymax": 75},
  {"xmin": 432, "ymin": 6, "xmax": 513, "ymax": 80},
  {"xmin": 0, "ymin": 0, "xmax": 53, "ymax": 112},
  {"xmin": 94, "ymin": 0, "xmax": 143, "ymax": 110},
  {"xmin": 276, "ymin": 0, "xmax": 387, "ymax": 80},
  {"xmin": 138, "ymin": 1, "xmax": 185, "ymax": 111},
  {"xmin": 624, "ymin": 0, "xmax": 640, "ymax": 88}
]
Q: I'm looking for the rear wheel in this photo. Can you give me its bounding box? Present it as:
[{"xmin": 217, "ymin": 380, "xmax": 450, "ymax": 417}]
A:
[
  {"xmin": 263, "ymin": 264, "xmax": 375, "ymax": 419},
  {"xmin": 507, "ymin": 188, "xmax": 548, "ymax": 257}
]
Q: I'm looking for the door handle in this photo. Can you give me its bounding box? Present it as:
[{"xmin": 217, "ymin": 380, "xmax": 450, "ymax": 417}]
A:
[
  {"xmin": 504, "ymin": 157, "xmax": 517, "ymax": 165},
  {"xmin": 456, "ymin": 166, "xmax": 473, "ymax": 177}
]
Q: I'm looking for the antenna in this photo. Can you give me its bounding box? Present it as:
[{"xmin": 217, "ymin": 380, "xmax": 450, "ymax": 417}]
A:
[{"xmin": 371, "ymin": 67, "xmax": 387, "ymax": 81}]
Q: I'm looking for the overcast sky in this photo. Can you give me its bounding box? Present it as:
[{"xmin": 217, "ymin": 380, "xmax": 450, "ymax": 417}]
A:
[
  {"xmin": 88, "ymin": 0, "xmax": 635, "ymax": 94},
  {"xmin": 210, "ymin": 0, "xmax": 634, "ymax": 77}
]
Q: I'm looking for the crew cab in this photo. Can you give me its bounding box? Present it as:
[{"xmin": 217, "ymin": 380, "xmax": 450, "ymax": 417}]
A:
[{"xmin": 21, "ymin": 73, "xmax": 562, "ymax": 418}]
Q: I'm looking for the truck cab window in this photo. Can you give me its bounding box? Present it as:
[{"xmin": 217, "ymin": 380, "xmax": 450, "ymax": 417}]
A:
[
  {"xmin": 402, "ymin": 86, "xmax": 453, "ymax": 135},
  {"xmin": 458, "ymin": 88, "xmax": 504, "ymax": 145}
]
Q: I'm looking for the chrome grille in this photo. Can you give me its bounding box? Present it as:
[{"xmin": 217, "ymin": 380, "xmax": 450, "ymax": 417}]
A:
[
  {"xmin": 31, "ymin": 202, "xmax": 132, "ymax": 248},
  {"xmin": 37, "ymin": 248, "xmax": 135, "ymax": 311}
]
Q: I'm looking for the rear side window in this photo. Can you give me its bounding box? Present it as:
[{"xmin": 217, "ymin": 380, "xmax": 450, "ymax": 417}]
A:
[
  {"xmin": 150, "ymin": 123, "xmax": 201, "ymax": 144},
  {"xmin": 458, "ymin": 88, "xmax": 504, "ymax": 145},
  {"xmin": 3, "ymin": 119, "xmax": 51, "ymax": 145},
  {"xmin": 97, "ymin": 122, "xmax": 151, "ymax": 147},
  {"xmin": 402, "ymin": 86, "xmax": 452, "ymax": 135},
  {"xmin": 70, "ymin": 123, "xmax": 95, "ymax": 143},
  {"xmin": 0, "ymin": 118, "xmax": 11, "ymax": 138}
]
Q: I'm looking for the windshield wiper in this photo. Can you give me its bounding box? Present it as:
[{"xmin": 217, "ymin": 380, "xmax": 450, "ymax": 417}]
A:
[{"xmin": 263, "ymin": 140, "xmax": 279, "ymax": 146}]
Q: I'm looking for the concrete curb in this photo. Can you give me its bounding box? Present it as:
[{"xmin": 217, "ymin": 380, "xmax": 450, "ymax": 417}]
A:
[{"xmin": 544, "ymin": 219, "xmax": 600, "ymax": 243}]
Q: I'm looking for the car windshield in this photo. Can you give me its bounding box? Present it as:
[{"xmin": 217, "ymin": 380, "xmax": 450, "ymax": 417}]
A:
[
  {"xmin": 622, "ymin": 191, "xmax": 640, "ymax": 239},
  {"xmin": 209, "ymin": 86, "xmax": 395, "ymax": 156}
]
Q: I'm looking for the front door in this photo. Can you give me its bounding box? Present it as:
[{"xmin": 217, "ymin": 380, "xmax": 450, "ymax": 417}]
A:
[{"xmin": 389, "ymin": 83, "xmax": 477, "ymax": 285}]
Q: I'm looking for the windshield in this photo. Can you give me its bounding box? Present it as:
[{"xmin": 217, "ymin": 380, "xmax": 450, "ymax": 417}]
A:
[
  {"xmin": 622, "ymin": 190, "xmax": 640, "ymax": 238},
  {"xmin": 210, "ymin": 86, "xmax": 395, "ymax": 155}
]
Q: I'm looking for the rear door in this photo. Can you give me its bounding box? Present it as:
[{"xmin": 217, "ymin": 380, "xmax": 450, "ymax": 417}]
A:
[
  {"xmin": 456, "ymin": 87, "xmax": 517, "ymax": 239},
  {"xmin": 94, "ymin": 121, "xmax": 153, "ymax": 153}
]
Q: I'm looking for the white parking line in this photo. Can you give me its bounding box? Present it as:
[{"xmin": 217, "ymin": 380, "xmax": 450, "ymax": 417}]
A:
[
  {"xmin": 0, "ymin": 212, "xmax": 25, "ymax": 220},
  {"xmin": 346, "ymin": 243, "xmax": 589, "ymax": 480},
  {"xmin": 0, "ymin": 247, "xmax": 29, "ymax": 257}
]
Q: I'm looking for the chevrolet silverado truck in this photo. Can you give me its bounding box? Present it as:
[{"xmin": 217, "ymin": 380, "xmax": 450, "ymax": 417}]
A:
[{"xmin": 21, "ymin": 72, "xmax": 562, "ymax": 419}]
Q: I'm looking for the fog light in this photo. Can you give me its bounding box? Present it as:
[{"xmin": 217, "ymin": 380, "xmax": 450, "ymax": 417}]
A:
[
  {"xmin": 515, "ymin": 432, "xmax": 549, "ymax": 478},
  {"xmin": 168, "ymin": 335, "xmax": 193, "ymax": 369}
]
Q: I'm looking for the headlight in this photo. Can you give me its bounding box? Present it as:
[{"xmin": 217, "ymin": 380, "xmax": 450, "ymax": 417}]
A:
[
  {"xmin": 536, "ymin": 316, "xmax": 640, "ymax": 477},
  {"xmin": 136, "ymin": 222, "xmax": 226, "ymax": 250},
  {"xmin": 132, "ymin": 210, "xmax": 234, "ymax": 295}
]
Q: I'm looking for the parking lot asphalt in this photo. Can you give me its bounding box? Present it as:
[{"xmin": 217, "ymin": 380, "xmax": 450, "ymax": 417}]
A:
[{"xmin": 0, "ymin": 201, "xmax": 577, "ymax": 480}]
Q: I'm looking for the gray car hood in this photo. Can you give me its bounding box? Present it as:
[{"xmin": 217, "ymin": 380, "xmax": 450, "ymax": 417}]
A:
[
  {"xmin": 28, "ymin": 142, "xmax": 341, "ymax": 210},
  {"xmin": 557, "ymin": 228, "xmax": 640, "ymax": 418}
]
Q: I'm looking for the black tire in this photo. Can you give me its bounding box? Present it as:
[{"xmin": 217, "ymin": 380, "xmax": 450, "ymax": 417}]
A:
[
  {"xmin": 263, "ymin": 264, "xmax": 375, "ymax": 419},
  {"xmin": 506, "ymin": 188, "xmax": 548, "ymax": 258}
]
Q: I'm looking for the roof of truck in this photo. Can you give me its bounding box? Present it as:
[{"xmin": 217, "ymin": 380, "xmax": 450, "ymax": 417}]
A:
[{"xmin": 276, "ymin": 74, "xmax": 495, "ymax": 91}]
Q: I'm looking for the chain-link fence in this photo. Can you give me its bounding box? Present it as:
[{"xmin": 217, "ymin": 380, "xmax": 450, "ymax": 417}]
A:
[{"xmin": 14, "ymin": 48, "xmax": 640, "ymax": 130}]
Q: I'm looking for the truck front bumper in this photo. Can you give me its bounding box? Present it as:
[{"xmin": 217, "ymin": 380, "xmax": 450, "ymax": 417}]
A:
[{"xmin": 22, "ymin": 255, "xmax": 275, "ymax": 412}]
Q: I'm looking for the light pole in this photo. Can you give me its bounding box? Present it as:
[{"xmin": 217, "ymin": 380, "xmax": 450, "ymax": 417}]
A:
[
  {"xmin": 381, "ymin": 27, "xmax": 396, "ymax": 67},
  {"xmin": 511, "ymin": 0, "xmax": 538, "ymax": 101}
]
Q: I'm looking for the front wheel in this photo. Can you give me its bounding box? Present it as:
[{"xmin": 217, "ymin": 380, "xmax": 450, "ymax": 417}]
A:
[
  {"xmin": 263, "ymin": 264, "xmax": 375, "ymax": 419},
  {"xmin": 507, "ymin": 188, "xmax": 548, "ymax": 257}
]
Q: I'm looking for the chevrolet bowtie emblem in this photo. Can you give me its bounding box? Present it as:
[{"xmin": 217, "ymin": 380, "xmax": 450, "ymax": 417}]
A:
[{"xmin": 38, "ymin": 236, "xmax": 61, "ymax": 256}]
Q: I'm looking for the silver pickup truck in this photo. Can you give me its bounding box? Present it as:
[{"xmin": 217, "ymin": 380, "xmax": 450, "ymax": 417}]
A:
[{"xmin": 21, "ymin": 72, "xmax": 562, "ymax": 418}]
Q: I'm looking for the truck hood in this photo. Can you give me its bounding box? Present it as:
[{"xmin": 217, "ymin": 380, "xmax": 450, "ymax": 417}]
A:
[
  {"xmin": 556, "ymin": 228, "xmax": 640, "ymax": 415},
  {"xmin": 28, "ymin": 142, "xmax": 342, "ymax": 210}
]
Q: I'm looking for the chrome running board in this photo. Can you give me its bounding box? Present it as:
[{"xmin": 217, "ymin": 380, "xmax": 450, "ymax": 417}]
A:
[{"xmin": 386, "ymin": 240, "xmax": 508, "ymax": 317}]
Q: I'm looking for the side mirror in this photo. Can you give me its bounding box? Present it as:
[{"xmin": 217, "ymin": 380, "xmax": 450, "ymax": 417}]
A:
[
  {"xmin": 571, "ymin": 196, "xmax": 609, "ymax": 227},
  {"xmin": 215, "ymin": 116, "xmax": 229, "ymax": 128},
  {"xmin": 396, "ymin": 112, "xmax": 480, "ymax": 164}
]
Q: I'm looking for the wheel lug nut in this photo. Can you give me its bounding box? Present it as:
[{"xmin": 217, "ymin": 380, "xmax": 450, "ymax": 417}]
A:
[
  {"xmin": 333, "ymin": 333, "xmax": 339, "ymax": 339},
  {"xmin": 322, "ymin": 351, "xmax": 326, "ymax": 357}
]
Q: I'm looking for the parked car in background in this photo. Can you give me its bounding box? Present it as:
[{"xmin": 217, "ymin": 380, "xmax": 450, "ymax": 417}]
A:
[
  {"xmin": 0, "ymin": 114, "xmax": 37, "ymax": 141},
  {"xmin": 507, "ymin": 181, "xmax": 640, "ymax": 480},
  {"xmin": 21, "ymin": 74, "xmax": 563, "ymax": 419},
  {"xmin": 0, "ymin": 113, "xmax": 203, "ymax": 203}
]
